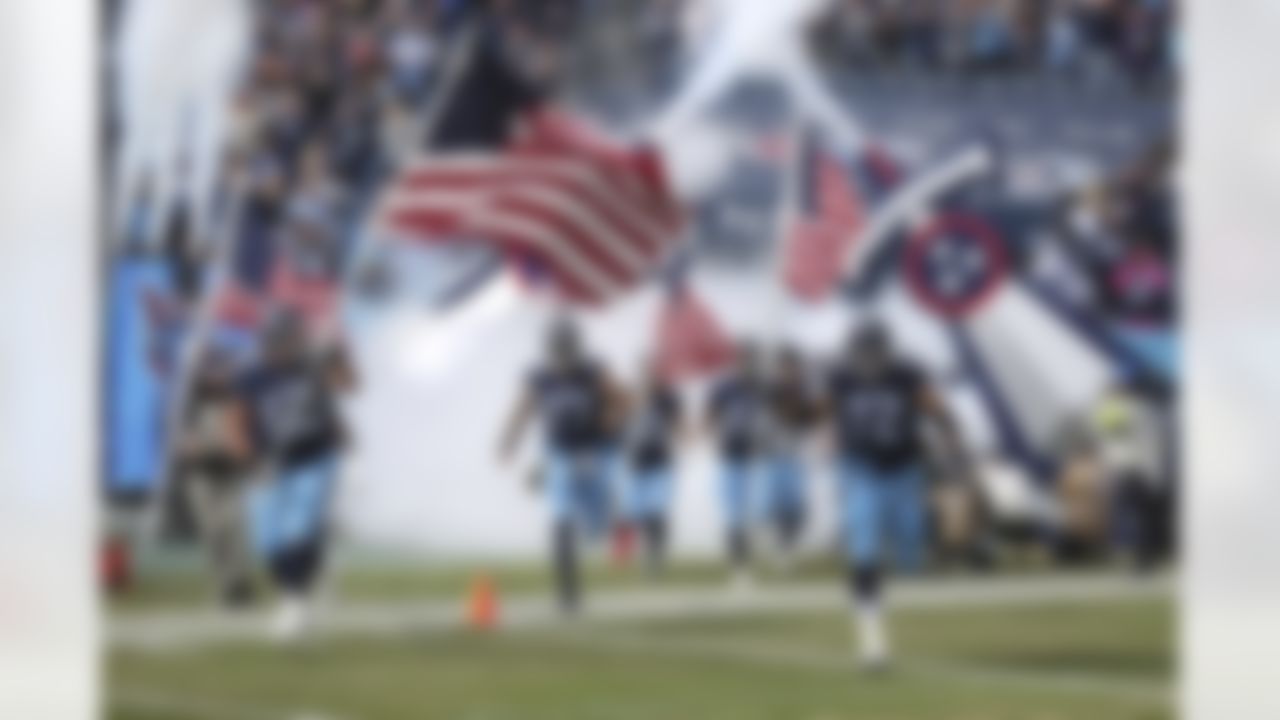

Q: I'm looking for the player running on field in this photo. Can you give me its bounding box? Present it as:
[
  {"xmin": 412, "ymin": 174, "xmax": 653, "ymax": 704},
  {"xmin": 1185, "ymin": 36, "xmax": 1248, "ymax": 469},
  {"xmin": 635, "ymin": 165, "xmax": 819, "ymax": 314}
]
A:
[
  {"xmin": 762, "ymin": 345, "xmax": 822, "ymax": 572},
  {"xmin": 239, "ymin": 310, "xmax": 357, "ymax": 641},
  {"xmin": 622, "ymin": 358, "xmax": 685, "ymax": 576},
  {"xmin": 820, "ymin": 320, "xmax": 969, "ymax": 669},
  {"xmin": 704, "ymin": 341, "xmax": 770, "ymax": 590},
  {"xmin": 498, "ymin": 318, "xmax": 627, "ymax": 615}
]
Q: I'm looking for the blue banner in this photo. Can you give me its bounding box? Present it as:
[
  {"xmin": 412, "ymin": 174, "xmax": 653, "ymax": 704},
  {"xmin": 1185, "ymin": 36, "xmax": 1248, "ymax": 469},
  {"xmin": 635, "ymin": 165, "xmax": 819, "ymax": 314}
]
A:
[{"xmin": 105, "ymin": 257, "xmax": 180, "ymax": 495}]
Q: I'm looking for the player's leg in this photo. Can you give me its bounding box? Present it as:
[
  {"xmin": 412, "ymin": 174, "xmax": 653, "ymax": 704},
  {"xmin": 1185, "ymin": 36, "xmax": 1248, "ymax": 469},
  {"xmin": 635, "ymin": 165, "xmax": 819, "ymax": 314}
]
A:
[
  {"xmin": 189, "ymin": 475, "xmax": 255, "ymax": 607},
  {"xmin": 841, "ymin": 461, "xmax": 890, "ymax": 668},
  {"xmin": 247, "ymin": 474, "xmax": 280, "ymax": 563},
  {"xmin": 266, "ymin": 456, "xmax": 338, "ymax": 640},
  {"xmin": 601, "ymin": 447, "xmax": 636, "ymax": 565},
  {"xmin": 1131, "ymin": 476, "xmax": 1162, "ymax": 572},
  {"xmin": 185, "ymin": 474, "xmax": 231, "ymax": 604},
  {"xmin": 545, "ymin": 452, "xmax": 582, "ymax": 615},
  {"xmin": 720, "ymin": 460, "xmax": 753, "ymax": 587},
  {"xmin": 588, "ymin": 445, "xmax": 620, "ymax": 543},
  {"xmin": 889, "ymin": 466, "xmax": 928, "ymax": 574},
  {"xmin": 770, "ymin": 455, "xmax": 807, "ymax": 569},
  {"xmin": 218, "ymin": 479, "xmax": 256, "ymax": 606},
  {"xmin": 638, "ymin": 467, "xmax": 673, "ymax": 575},
  {"xmin": 644, "ymin": 513, "xmax": 669, "ymax": 575},
  {"xmin": 1113, "ymin": 471, "xmax": 1151, "ymax": 571}
]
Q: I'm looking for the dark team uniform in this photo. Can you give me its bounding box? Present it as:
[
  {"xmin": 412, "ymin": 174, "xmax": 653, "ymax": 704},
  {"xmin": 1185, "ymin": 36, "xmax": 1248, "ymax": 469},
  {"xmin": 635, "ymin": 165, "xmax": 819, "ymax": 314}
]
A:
[
  {"xmin": 243, "ymin": 357, "xmax": 345, "ymax": 469},
  {"xmin": 626, "ymin": 385, "xmax": 682, "ymax": 572},
  {"xmin": 241, "ymin": 356, "xmax": 345, "ymax": 560},
  {"xmin": 530, "ymin": 360, "xmax": 612, "ymax": 529},
  {"xmin": 829, "ymin": 362, "xmax": 925, "ymax": 471},
  {"xmin": 708, "ymin": 374, "xmax": 768, "ymax": 531},
  {"xmin": 531, "ymin": 361, "xmax": 609, "ymax": 454},
  {"xmin": 629, "ymin": 387, "xmax": 681, "ymax": 472},
  {"xmin": 769, "ymin": 380, "xmax": 821, "ymax": 443},
  {"xmin": 626, "ymin": 386, "xmax": 681, "ymax": 520},
  {"xmin": 709, "ymin": 376, "xmax": 767, "ymax": 462},
  {"xmin": 828, "ymin": 361, "xmax": 929, "ymax": 570},
  {"xmin": 527, "ymin": 357, "xmax": 613, "ymax": 612},
  {"xmin": 764, "ymin": 376, "xmax": 820, "ymax": 539}
]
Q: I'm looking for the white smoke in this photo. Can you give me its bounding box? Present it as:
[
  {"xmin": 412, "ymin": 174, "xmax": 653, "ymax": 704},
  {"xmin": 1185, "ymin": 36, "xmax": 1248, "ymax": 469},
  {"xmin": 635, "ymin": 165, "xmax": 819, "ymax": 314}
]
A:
[
  {"xmin": 112, "ymin": 0, "xmax": 251, "ymax": 249},
  {"xmin": 647, "ymin": 0, "xmax": 845, "ymax": 202}
]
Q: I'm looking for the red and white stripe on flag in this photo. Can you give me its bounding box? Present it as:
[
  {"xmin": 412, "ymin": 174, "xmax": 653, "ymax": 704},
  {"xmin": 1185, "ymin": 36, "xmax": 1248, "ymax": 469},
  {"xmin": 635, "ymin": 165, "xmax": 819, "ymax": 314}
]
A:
[
  {"xmin": 654, "ymin": 288, "xmax": 736, "ymax": 383},
  {"xmin": 212, "ymin": 266, "xmax": 337, "ymax": 335},
  {"xmin": 377, "ymin": 107, "xmax": 683, "ymax": 306},
  {"xmin": 783, "ymin": 152, "xmax": 866, "ymax": 302}
]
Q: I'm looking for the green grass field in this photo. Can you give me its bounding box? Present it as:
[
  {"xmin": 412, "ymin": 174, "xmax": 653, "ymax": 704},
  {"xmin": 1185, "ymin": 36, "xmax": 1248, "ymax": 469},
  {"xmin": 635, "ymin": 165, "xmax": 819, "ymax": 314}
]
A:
[
  {"xmin": 109, "ymin": 556, "xmax": 746, "ymax": 614},
  {"xmin": 108, "ymin": 576, "xmax": 1174, "ymax": 720},
  {"xmin": 108, "ymin": 549, "xmax": 1118, "ymax": 614}
]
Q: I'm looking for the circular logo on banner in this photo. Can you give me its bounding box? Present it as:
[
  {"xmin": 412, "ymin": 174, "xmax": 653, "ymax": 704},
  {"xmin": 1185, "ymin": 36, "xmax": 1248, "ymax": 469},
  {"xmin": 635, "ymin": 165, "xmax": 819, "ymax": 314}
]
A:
[{"xmin": 903, "ymin": 213, "xmax": 1009, "ymax": 319}]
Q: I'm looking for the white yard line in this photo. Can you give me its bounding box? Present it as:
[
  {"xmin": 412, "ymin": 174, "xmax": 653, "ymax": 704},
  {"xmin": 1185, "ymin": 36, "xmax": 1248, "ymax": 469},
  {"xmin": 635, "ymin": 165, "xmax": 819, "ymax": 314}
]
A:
[
  {"xmin": 111, "ymin": 572, "xmax": 1174, "ymax": 652},
  {"xmin": 539, "ymin": 630, "xmax": 1172, "ymax": 707},
  {"xmin": 112, "ymin": 686, "xmax": 351, "ymax": 720}
]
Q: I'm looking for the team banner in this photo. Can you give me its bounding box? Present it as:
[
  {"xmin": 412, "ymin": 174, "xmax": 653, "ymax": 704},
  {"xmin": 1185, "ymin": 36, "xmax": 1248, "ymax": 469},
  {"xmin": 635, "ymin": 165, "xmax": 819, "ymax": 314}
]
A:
[{"xmin": 105, "ymin": 256, "xmax": 182, "ymax": 496}]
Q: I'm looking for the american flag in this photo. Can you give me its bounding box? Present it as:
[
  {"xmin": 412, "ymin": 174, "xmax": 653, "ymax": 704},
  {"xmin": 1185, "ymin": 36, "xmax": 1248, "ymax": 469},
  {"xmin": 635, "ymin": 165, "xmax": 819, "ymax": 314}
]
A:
[
  {"xmin": 376, "ymin": 106, "xmax": 683, "ymax": 307},
  {"xmin": 782, "ymin": 127, "xmax": 901, "ymax": 302}
]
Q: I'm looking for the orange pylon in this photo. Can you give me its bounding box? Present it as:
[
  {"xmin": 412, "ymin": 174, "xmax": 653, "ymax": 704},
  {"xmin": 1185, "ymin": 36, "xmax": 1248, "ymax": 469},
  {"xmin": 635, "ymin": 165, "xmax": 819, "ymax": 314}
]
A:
[
  {"xmin": 100, "ymin": 534, "xmax": 132, "ymax": 593},
  {"xmin": 466, "ymin": 573, "xmax": 500, "ymax": 631},
  {"xmin": 611, "ymin": 522, "xmax": 636, "ymax": 569}
]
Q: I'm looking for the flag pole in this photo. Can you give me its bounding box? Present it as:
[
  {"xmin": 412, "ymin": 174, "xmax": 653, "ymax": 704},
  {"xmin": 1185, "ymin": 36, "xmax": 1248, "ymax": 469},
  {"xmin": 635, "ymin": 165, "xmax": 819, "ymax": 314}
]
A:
[
  {"xmin": 342, "ymin": 21, "xmax": 482, "ymax": 300},
  {"xmin": 763, "ymin": 120, "xmax": 805, "ymax": 343},
  {"xmin": 147, "ymin": 170, "xmax": 246, "ymax": 538}
]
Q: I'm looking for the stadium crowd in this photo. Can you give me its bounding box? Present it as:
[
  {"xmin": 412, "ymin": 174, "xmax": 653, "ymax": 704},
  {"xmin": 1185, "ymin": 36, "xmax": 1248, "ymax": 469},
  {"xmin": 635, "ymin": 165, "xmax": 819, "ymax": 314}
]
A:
[{"xmin": 812, "ymin": 0, "xmax": 1177, "ymax": 82}]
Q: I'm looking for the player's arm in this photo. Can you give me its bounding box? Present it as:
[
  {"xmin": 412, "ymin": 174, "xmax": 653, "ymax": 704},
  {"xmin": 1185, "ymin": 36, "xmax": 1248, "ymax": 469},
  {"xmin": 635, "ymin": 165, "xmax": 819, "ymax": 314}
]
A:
[
  {"xmin": 602, "ymin": 371, "xmax": 631, "ymax": 438},
  {"xmin": 809, "ymin": 385, "xmax": 833, "ymax": 424},
  {"xmin": 807, "ymin": 373, "xmax": 838, "ymax": 454},
  {"xmin": 325, "ymin": 341, "xmax": 359, "ymax": 393},
  {"xmin": 671, "ymin": 392, "xmax": 691, "ymax": 447},
  {"xmin": 222, "ymin": 399, "xmax": 254, "ymax": 465},
  {"xmin": 697, "ymin": 389, "xmax": 722, "ymax": 443},
  {"xmin": 497, "ymin": 386, "xmax": 536, "ymax": 465}
]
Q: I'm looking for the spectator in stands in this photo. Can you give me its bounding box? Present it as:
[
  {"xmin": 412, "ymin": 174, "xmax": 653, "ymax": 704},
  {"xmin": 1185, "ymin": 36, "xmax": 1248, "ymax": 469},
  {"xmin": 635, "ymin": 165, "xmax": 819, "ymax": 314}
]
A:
[
  {"xmin": 1053, "ymin": 424, "xmax": 1110, "ymax": 564},
  {"xmin": 287, "ymin": 142, "xmax": 346, "ymax": 240},
  {"xmin": 1044, "ymin": 0, "xmax": 1084, "ymax": 74},
  {"xmin": 972, "ymin": 1, "xmax": 1019, "ymax": 70},
  {"xmin": 1090, "ymin": 378, "xmax": 1170, "ymax": 573},
  {"xmin": 810, "ymin": 0, "xmax": 1172, "ymax": 83},
  {"xmin": 384, "ymin": 3, "xmax": 439, "ymax": 103}
]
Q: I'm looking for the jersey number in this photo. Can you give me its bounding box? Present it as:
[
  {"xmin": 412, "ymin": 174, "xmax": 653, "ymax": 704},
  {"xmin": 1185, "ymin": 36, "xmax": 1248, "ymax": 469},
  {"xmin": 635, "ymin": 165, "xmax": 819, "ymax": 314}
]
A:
[
  {"xmin": 845, "ymin": 391, "xmax": 904, "ymax": 445},
  {"xmin": 262, "ymin": 381, "xmax": 316, "ymax": 445}
]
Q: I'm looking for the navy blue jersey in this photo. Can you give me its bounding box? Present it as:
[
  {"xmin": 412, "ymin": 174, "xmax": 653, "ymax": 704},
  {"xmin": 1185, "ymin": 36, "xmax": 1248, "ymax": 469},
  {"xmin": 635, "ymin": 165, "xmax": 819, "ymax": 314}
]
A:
[
  {"xmin": 828, "ymin": 361, "xmax": 925, "ymax": 471},
  {"xmin": 629, "ymin": 386, "xmax": 681, "ymax": 471},
  {"xmin": 709, "ymin": 374, "xmax": 767, "ymax": 461},
  {"xmin": 770, "ymin": 377, "xmax": 821, "ymax": 433},
  {"xmin": 242, "ymin": 358, "xmax": 343, "ymax": 469},
  {"xmin": 530, "ymin": 361, "xmax": 609, "ymax": 452}
]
